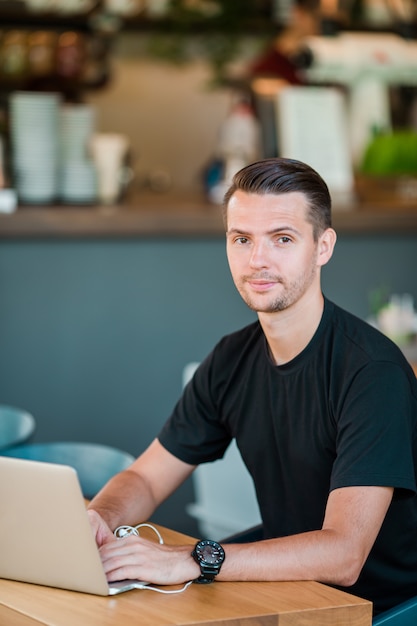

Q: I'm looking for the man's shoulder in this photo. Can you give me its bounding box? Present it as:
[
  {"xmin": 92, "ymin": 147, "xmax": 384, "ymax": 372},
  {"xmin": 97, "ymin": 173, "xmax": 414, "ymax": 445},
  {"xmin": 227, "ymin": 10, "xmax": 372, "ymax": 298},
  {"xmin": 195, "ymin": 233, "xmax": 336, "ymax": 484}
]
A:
[
  {"xmin": 328, "ymin": 300, "xmax": 393, "ymax": 346},
  {"xmin": 325, "ymin": 299, "xmax": 412, "ymax": 372}
]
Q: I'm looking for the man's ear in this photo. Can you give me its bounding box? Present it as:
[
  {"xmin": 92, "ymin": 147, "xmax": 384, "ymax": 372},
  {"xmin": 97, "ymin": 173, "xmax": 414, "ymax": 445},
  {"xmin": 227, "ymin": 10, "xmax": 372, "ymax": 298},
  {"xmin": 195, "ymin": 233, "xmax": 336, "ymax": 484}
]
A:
[{"xmin": 317, "ymin": 228, "xmax": 337, "ymax": 267}]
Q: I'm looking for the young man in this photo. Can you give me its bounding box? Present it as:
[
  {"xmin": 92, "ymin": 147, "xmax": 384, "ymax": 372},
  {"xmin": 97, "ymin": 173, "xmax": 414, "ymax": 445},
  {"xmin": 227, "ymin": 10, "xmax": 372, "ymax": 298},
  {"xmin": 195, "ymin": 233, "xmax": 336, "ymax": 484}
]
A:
[{"xmin": 88, "ymin": 158, "xmax": 417, "ymax": 616}]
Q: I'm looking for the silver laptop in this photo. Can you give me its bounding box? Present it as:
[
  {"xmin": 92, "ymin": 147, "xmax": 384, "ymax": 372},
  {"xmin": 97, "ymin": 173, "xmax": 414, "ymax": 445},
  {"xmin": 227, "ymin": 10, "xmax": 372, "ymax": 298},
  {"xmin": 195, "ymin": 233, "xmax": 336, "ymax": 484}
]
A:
[{"xmin": 0, "ymin": 455, "xmax": 149, "ymax": 595}]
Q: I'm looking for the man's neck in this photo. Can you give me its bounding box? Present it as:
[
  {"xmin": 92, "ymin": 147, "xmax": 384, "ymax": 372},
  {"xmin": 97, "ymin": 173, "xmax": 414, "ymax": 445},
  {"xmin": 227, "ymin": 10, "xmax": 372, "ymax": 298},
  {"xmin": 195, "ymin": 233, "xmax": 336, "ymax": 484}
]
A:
[{"xmin": 258, "ymin": 292, "xmax": 325, "ymax": 366}]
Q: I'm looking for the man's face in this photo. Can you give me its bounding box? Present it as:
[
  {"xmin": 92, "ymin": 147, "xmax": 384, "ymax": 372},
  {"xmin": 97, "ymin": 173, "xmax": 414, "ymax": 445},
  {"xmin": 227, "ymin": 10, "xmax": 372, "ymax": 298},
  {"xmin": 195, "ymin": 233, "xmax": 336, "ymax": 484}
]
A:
[{"xmin": 226, "ymin": 190, "xmax": 328, "ymax": 314}]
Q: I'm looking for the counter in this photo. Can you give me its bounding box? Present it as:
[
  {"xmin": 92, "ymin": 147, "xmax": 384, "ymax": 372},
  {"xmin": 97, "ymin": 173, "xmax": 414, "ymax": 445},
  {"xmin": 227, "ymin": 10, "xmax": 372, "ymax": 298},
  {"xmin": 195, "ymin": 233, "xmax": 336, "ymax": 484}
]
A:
[{"xmin": 0, "ymin": 193, "xmax": 416, "ymax": 238}]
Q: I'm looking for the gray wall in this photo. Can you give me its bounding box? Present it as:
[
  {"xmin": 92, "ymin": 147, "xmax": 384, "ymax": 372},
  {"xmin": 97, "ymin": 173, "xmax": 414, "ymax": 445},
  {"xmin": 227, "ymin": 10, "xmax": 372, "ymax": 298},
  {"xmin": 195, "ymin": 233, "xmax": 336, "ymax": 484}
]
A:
[{"xmin": 0, "ymin": 233, "xmax": 416, "ymax": 534}]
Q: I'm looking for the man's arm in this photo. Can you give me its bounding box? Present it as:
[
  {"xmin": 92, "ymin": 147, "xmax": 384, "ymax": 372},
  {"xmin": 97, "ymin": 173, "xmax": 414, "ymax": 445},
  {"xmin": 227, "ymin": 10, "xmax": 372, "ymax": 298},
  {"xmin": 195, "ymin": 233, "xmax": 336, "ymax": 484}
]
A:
[
  {"xmin": 219, "ymin": 485, "xmax": 394, "ymax": 586},
  {"xmin": 87, "ymin": 438, "xmax": 195, "ymax": 542},
  {"xmin": 97, "ymin": 483, "xmax": 393, "ymax": 587}
]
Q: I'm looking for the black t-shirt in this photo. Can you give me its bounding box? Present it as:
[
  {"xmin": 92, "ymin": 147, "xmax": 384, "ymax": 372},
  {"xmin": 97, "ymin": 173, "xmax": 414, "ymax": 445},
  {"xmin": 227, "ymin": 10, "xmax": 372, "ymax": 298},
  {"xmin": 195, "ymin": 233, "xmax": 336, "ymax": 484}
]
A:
[{"xmin": 158, "ymin": 298, "xmax": 417, "ymax": 614}]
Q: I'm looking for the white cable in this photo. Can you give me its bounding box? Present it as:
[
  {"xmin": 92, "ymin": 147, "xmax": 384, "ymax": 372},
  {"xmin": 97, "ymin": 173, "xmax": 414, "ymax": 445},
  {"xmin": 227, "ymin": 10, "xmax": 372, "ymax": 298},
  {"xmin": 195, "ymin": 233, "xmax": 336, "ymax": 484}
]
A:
[
  {"xmin": 114, "ymin": 523, "xmax": 164, "ymax": 544},
  {"xmin": 144, "ymin": 581, "xmax": 194, "ymax": 594}
]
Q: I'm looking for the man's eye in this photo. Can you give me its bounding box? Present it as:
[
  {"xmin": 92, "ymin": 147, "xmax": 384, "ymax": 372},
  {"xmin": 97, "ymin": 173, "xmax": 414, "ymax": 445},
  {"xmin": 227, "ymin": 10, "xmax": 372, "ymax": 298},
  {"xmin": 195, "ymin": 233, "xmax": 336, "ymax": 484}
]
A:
[
  {"xmin": 277, "ymin": 236, "xmax": 291, "ymax": 244},
  {"xmin": 236, "ymin": 237, "xmax": 249, "ymax": 244}
]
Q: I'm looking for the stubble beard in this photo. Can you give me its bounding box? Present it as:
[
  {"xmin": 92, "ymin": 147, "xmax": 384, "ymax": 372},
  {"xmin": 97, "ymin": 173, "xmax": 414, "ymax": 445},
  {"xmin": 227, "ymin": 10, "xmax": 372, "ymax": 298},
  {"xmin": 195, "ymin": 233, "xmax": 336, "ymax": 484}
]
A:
[{"xmin": 237, "ymin": 261, "xmax": 318, "ymax": 314}]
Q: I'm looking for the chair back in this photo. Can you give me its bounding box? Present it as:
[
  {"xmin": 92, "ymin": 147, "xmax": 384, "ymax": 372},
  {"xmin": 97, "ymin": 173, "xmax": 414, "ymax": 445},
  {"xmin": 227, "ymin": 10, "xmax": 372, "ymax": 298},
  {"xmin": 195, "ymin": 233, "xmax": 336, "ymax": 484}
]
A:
[
  {"xmin": 373, "ymin": 596, "xmax": 417, "ymax": 625},
  {"xmin": 0, "ymin": 405, "xmax": 36, "ymax": 451},
  {"xmin": 1, "ymin": 441, "xmax": 135, "ymax": 498}
]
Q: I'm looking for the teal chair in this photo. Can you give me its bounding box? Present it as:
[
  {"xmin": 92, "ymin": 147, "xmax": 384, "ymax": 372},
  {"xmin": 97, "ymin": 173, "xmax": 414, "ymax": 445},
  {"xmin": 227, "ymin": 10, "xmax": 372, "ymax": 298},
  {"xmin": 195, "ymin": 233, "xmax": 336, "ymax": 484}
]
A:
[
  {"xmin": 0, "ymin": 405, "xmax": 36, "ymax": 451},
  {"xmin": 373, "ymin": 597, "xmax": 417, "ymax": 625},
  {"xmin": 1, "ymin": 441, "xmax": 135, "ymax": 498}
]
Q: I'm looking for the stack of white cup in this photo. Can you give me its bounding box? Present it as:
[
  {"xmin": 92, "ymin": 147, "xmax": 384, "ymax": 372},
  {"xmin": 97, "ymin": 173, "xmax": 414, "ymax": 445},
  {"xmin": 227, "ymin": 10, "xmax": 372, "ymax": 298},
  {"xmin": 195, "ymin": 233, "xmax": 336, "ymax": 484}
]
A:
[
  {"xmin": 10, "ymin": 91, "xmax": 61, "ymax": 204},
  {"xmin": 59, "ymin": 104, "xmax": 97, "ymax": 204}
]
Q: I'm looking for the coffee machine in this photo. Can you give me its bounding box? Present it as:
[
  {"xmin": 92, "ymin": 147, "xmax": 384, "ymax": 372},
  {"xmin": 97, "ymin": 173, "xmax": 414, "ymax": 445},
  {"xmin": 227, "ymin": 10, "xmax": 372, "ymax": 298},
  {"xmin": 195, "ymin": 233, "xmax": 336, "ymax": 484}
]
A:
[{"xmin": 300, "ymin": 31, "xmax": 417, "ymax": 164}]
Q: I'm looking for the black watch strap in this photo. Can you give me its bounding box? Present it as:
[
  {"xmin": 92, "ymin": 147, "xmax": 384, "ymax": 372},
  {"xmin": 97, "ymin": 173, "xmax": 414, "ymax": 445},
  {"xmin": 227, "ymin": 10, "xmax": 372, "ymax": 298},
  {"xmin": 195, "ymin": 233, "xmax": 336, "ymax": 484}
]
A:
[{"xmin": 194, "ymin": 565, "xmax": 218, "ymax": 584}]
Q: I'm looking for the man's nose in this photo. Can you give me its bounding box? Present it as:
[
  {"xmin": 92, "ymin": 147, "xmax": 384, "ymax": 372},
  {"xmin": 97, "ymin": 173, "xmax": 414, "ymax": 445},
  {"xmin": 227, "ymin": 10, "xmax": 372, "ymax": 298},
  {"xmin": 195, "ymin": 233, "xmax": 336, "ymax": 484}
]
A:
[{"xmin": 249, "ymin": 240, "xmax": 269, "ymax": 268}]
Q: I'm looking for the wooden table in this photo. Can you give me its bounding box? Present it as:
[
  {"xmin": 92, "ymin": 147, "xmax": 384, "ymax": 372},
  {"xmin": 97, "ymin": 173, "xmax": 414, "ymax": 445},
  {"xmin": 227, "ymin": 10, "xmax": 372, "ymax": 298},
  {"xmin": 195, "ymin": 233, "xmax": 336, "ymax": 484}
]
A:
[{"xmin": 0, "ymin": 525, "xmax": 371, "ymax": 626}]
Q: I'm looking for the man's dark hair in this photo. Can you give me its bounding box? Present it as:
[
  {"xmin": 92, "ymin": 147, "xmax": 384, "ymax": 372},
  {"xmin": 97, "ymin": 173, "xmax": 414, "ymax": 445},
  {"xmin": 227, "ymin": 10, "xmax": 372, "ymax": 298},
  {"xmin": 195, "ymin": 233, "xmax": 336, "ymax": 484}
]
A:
[{"xmin": 223, "ymin": 158, "xmax": 332, "ymax": 240}]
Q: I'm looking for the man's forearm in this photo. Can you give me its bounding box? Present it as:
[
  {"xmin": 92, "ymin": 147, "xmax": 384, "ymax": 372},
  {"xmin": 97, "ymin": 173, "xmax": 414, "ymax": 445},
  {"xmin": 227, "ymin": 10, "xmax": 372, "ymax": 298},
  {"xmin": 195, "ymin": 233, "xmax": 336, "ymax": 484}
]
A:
[
  {"xmin": 218, "ymin": 529, "xmax": 363, "ymax": 587},
  {"xmin": 88, "ymin": 468, "xmax": 157, "ymax": 530}
]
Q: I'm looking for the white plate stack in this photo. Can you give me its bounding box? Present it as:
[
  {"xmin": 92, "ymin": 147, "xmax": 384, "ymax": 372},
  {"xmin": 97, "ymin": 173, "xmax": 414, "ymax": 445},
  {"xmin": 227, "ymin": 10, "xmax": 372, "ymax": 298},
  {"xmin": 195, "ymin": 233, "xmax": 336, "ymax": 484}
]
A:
[
  {"xmin": 9, "ymin": 92, "xmax": 61, "ymax": 205},
  {"xmin": 59, "ymin": 104, "xmax": 98, "ymax": 204}
]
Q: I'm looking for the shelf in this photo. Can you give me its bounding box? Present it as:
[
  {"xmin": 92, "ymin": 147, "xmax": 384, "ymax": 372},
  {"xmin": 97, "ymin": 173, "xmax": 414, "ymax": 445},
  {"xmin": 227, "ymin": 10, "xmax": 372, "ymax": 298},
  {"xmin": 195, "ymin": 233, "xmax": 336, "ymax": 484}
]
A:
[
  {"xmin": 0, "ymin": 12, "xmax": 276, "ymax": 34},
  {"xmin": 0, "ymin": 4, "xmax": 101, "ymax": 31},
  {"xmin": 0, "ymin": 193, "xmax": 416, "ymax": 239}
]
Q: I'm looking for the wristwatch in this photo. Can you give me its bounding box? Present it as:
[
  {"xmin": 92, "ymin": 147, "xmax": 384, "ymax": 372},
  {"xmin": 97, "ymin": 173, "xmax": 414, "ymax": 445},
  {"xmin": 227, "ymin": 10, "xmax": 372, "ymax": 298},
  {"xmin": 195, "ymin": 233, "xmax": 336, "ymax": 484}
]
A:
[{"xmin": 191, "ymin": 539, "xmax": 225, "ymax": 584}]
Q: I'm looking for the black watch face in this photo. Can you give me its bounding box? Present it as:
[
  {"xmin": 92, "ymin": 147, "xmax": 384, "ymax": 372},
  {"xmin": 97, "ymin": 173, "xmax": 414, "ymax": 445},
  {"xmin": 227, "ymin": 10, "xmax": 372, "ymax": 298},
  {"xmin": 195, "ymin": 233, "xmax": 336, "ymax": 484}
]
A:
[{"xmin": 197, "ymin": 540, "xmax": 225, "ymax": 565}]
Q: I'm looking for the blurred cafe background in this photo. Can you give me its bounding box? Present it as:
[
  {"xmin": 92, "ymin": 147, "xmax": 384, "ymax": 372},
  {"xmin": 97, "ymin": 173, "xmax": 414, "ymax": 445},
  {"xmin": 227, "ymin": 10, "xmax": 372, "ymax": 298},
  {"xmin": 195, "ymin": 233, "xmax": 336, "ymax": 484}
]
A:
[{"xmin": 0, "ymin": 0, "xmax": 416, "ymax": 535}]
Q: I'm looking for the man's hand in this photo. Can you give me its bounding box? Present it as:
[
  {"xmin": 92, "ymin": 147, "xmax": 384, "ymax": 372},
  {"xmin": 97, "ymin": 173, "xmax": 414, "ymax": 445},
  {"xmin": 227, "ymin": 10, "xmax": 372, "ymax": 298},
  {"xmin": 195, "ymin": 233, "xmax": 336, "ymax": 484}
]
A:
[
  {"xmin": 99, "ymin": 535, "xmax": 199, "ymax": 585},
  {"xmin": 87, "ymin": 509, "xmax": 115, "ymax": 547}
]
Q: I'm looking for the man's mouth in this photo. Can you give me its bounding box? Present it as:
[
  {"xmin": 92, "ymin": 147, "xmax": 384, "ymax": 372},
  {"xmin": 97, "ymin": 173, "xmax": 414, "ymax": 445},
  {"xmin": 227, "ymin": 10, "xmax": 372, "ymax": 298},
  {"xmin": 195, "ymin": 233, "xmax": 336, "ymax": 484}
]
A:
[{"xmin": 246, "ymin": 278, "xmax": 278, "ymax": 292}]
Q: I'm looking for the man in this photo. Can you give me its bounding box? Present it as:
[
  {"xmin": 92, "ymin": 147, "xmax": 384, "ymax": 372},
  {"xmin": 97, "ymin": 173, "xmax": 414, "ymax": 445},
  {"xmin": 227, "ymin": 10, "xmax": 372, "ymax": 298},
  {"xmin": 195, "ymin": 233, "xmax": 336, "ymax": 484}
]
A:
[
  {"xmin": 88, "ymin": 158, "xmax": 417, "ymax": 616},
  {"xmin": 250, "ymin": 0, "xmax": 320, "ymax": 86}
]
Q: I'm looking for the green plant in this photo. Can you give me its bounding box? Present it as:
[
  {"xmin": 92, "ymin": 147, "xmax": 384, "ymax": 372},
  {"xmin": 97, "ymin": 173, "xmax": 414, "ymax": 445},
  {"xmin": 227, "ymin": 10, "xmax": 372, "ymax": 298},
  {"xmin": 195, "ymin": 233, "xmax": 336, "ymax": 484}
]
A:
[
  {"xmin": 360, "ymin": 131, "xmax": 417, "ymax": 176},
  {"xmin": 368, "ymin": 284, "xmax": 391, "ymax": 317}
]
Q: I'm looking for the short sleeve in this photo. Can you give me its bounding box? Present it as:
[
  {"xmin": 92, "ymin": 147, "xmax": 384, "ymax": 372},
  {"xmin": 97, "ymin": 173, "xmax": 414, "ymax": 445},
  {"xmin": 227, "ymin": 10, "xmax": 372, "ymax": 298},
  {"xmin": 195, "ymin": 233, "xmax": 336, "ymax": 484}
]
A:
[
  {"xmin": 330, "ymin": 361, "xmax": 417, "ymax": 497},
  {"xmin": 158, "ymin": 355, "xmax": 231, "ymax": 465}
]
